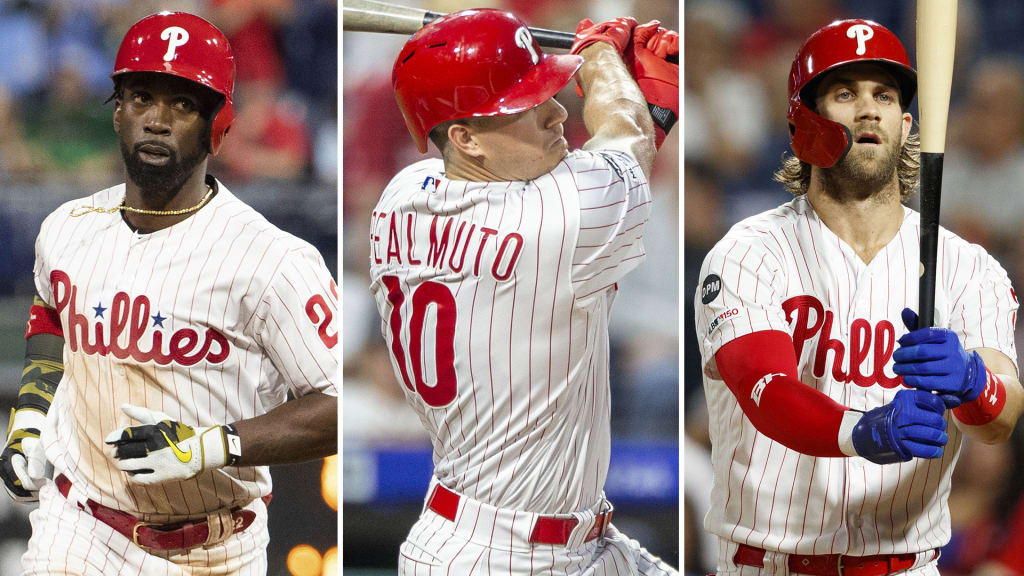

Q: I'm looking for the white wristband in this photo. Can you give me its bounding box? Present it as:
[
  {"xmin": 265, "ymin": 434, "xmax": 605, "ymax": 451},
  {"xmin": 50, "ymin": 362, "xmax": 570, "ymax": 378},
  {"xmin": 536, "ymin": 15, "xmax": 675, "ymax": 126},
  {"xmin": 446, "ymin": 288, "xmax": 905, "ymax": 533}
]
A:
[
  {"xmin": 838, "ymin": 410, "xmax": 863, "ymax": 457},
  {"xmin": 198, "ymin": 426, "xmax": 229, "ymax": 471}
]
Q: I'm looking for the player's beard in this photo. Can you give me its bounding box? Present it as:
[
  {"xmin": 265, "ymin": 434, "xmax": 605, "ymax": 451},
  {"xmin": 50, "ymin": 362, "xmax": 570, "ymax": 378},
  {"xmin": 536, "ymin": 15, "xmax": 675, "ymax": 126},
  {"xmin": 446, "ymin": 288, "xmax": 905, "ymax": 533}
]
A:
[
  {"xmin": 120, "ymin": 139, "xmax": 207, "ymax": 202},
  {"xmin": 821, "ymin": 131, "xmax": 902, "ymax": 203}
]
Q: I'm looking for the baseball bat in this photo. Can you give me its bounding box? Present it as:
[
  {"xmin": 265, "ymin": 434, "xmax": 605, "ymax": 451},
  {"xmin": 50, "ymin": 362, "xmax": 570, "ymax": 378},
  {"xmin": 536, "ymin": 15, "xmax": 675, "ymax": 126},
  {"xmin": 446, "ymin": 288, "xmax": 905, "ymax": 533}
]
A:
[
  {"xmin": 342, "ymin": 0, "xmax": 679, "ymax": 63},
  {"xmin": 916, "ymin": 0, "xmax": 958, "ymax": 328},
  {"xmin": 342, "ymin": 0, "xmax": 575, "ymax": 49}
]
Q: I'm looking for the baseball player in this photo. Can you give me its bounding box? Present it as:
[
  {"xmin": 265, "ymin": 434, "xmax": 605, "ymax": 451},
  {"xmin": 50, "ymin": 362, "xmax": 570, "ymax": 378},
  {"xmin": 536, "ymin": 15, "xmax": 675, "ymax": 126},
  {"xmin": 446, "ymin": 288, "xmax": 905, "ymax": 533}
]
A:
[
  {"xmin": 695, "ymin": 19, "xmax": 1024, "ymax": 576},
  {"xmin": 369, "ymin": 9, "xmax": 678, "ymax": 575},
  {"xmin": 0, "ymin": 12, "xmax": 338, "ymax": 575}
]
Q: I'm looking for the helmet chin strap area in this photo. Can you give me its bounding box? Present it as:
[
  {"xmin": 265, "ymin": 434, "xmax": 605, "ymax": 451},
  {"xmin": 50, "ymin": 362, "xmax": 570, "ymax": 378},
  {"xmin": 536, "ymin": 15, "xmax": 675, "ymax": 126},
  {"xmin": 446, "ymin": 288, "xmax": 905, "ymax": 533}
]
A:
[{"xmin": 788, "ymin": 99, "xmax": 853, "ymax": 168}]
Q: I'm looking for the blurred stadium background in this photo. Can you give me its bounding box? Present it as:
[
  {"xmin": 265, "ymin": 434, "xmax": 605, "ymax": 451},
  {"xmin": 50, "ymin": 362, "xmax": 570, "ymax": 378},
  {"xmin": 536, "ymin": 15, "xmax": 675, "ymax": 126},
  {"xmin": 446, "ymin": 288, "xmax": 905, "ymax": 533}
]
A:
[
  {"xmin": 685, "ymin": 1, "xmax": 1024, "ymax": 575},
  {"xmin": 342, "ymin": 0, "xmax": 680, "ymax": 573},
  {"xmin": 0, "ymin": 2, "xmax": 338, "ymax": 575}
]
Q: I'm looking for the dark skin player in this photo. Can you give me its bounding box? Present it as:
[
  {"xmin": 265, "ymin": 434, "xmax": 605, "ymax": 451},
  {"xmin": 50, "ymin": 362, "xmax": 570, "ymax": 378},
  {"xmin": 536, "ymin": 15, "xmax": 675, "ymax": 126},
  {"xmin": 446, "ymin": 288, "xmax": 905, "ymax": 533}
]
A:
[{"xmin": 110, "ymin": 71, "xmax": 337, "ymax": 465}]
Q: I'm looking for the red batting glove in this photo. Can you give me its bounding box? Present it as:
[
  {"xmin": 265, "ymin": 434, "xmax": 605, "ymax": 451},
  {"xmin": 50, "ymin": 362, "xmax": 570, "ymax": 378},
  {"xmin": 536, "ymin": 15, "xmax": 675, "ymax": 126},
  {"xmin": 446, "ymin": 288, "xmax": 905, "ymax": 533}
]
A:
[
  {"xmin": 627, "ymin": 21, "xmax": 679, "ymax": 149},
  {"xmin": 571, "ymin": 17, "xmax": 638, "ymax": 97},
  {"xmin": 570, "ymin": 17, "xmax": 638, "ymax": 55}
]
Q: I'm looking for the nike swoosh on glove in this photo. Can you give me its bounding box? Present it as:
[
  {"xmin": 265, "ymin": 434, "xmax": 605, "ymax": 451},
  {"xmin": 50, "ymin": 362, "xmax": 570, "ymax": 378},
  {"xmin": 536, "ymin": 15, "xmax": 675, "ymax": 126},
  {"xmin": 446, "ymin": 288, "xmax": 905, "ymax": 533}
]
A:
[{"xmin": 105, "ymin": 404, "xmax": 228, "ymax": 485}]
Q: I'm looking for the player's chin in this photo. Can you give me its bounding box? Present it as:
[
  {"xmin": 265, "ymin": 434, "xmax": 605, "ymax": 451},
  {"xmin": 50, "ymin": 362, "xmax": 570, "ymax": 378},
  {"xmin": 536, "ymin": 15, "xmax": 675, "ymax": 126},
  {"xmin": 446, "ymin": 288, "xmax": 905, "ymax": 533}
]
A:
[{"xmin": 546, "ymin": 138, "xmax": 568, "ymax": 163}]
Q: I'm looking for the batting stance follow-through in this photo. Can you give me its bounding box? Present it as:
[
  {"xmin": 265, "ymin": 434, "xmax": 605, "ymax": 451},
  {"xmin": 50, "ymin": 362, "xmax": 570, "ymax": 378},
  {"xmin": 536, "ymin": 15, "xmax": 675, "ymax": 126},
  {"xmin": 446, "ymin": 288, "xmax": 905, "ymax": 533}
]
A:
[
  {"xmin": 369, "ymin": 8, "xmax": 678, "ymax": 575},
  {"xmin": 0, "ymin": 12, "xmax": 338, "ymax": 575},
  {"xmin": 696, "ymin": 19, "xmax": 1024, "ymax": 576}
]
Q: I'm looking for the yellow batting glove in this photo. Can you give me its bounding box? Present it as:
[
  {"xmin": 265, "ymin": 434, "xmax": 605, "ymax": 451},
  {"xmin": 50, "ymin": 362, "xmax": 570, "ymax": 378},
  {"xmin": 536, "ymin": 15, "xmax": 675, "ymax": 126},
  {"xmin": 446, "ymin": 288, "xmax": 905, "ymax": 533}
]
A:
[{"xmin": 104, "ymin": 404, "xmax": 238, "ymax": 485}]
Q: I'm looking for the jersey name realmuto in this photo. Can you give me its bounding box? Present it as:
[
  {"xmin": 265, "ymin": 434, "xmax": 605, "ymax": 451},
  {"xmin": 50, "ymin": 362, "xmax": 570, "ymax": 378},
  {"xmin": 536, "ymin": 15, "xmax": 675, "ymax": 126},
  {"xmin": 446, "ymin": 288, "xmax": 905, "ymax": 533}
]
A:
[
  {"xmin": 33, "ymin": 179, "xmax": 338, "ymax": 522},
  {"xmin": 370, "ymin": 150, "xmax": 650, "ymax": 514},
  {"xmin": 696, "ymin": 195, "xmax": 1018, "ymax": 554}
]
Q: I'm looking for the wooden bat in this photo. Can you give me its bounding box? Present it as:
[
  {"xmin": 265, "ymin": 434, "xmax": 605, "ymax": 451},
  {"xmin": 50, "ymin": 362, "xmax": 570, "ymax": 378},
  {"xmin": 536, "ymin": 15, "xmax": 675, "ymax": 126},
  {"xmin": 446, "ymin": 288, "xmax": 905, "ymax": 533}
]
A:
[
  {"xmin": 916, "ymin": 0, "xmax": 958, "ymax": 328},
  {"xmin": 342, "ymin": 0, "xmax": 575, "ymax": 49}
]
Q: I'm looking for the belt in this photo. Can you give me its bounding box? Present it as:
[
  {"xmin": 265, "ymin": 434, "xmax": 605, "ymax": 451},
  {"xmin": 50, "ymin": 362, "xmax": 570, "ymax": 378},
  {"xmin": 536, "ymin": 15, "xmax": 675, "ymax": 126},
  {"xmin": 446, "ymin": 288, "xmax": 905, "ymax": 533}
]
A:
[
  {"xmin": 426, "ymin": 483, "xmax": 613, "ymax": 546},
  {"xmin": 56, "ymin": 474, "xmax": 261, "ymax": 551},
  {"xmin": 734, "ymin": 544, "xmax": 936, "ymax": 576}
]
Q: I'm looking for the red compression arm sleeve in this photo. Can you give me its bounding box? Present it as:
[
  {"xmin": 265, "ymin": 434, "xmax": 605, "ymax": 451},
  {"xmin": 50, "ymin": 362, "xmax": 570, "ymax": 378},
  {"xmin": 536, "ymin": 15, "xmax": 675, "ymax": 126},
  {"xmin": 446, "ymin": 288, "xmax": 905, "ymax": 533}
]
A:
[{"xmin": 715, "ymin": 330, "xmax": 850, "ymax": 456}]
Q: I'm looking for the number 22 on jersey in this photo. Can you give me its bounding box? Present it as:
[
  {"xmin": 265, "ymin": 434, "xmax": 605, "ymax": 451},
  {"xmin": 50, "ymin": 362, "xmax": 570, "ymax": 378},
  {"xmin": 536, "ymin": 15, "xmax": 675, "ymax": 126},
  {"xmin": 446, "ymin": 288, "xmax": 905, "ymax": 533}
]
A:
[{"xmin": 382, "ymin": 275, "xmax": 457, "ymax": 407}]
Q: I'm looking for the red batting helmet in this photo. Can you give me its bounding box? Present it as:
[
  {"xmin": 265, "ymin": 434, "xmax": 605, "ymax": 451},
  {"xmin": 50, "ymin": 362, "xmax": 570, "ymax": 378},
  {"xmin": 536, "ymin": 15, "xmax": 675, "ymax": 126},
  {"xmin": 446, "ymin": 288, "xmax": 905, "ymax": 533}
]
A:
[
  {"xmin": 788, "ymin": 19, "xmax": 916, "ymax": 167},
  {"xmin": 392, "ymin": 9, "xmax": 583, "ymax": 153},
  {"xmin": 112, "ymin": 12, "xmax": 236, "ymax": 155}
]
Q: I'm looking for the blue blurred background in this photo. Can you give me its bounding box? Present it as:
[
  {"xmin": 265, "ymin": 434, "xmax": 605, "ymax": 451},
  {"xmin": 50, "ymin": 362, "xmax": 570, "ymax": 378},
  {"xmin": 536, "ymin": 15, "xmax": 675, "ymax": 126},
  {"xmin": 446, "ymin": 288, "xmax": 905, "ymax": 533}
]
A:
[
  {"xmin": 342, "ymin": 0, "xmax": 680, "ymax": 573},
  {"xmin": 685, "ymin": 1, "xmax": 1024, "ymax": 574},
  {"xmin": 0, "ymin": 1, "xmax": 338, "ymax": 575}
]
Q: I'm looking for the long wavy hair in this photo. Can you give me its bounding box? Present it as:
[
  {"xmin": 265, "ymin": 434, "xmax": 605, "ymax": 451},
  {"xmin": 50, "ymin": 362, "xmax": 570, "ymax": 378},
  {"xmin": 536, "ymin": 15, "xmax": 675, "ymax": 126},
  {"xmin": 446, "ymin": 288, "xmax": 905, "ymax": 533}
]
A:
[{"xmin": 772, "ymin": 127, "xmax": 920, "ymax": 200}]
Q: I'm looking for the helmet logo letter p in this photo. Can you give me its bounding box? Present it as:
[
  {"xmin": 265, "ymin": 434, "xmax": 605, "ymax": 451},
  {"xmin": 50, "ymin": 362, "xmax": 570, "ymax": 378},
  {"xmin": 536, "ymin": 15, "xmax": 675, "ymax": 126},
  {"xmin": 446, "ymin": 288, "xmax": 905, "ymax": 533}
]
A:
[
  {"xmin": 160, "ymin": 26, "xmax": 190, "ymax": 62},
  {"xmin": 514, "ymin": 27, "xmax": 539, "ymax": 65},
  {"xmin": 846, "ymin": 24, "xmax": 874, "ymax": 55}
]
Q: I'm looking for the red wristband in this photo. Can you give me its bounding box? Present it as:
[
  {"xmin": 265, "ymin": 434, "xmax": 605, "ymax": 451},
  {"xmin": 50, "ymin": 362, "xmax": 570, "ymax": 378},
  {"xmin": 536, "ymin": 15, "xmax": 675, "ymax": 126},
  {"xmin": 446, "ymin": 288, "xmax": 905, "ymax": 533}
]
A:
[
  {"xmin": 953, "ymin": 367, "xmax": 1006, "ymax": 426},
  {"xmin": 25, "ymin": 304, "xmax": 63, "ymax": 339}
]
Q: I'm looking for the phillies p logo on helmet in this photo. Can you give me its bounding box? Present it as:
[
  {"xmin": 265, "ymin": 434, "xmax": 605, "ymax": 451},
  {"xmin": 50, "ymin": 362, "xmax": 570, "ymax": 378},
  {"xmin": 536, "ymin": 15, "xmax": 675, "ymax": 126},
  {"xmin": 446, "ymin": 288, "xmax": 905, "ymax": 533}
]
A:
[
  {"xmin": 846, "ymin": 24, "xmax": 874, "ymax": 55},
  {"xmin": 160, "ymin": 26, "xmax": 190, "ymax": 62},
  {"xmin": 514, "ymin": 27, "xmax": 539, "ymax": 65}
]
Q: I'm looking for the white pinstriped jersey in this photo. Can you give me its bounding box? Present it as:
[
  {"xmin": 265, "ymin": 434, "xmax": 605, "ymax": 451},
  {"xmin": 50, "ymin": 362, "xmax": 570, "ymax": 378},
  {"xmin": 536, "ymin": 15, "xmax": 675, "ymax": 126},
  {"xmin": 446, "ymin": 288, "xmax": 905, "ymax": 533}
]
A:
[
  {"xmin": 370, "ymin": 150, "xmax": 650, "ymax": 514},
  {"xmin": 695, "ymin": 195, "xmax": 1018, "ymax": 555},
  {"xmin": 32, "ymin": 178, "xmax": 338, "ymax": 522}
]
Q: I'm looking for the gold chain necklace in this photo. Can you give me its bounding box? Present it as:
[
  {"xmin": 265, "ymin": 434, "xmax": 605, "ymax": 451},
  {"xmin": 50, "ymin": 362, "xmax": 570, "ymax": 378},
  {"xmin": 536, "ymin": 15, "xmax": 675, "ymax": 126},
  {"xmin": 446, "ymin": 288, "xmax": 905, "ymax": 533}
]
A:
[{"xmin": 70, "ymin": 186, "xmax": 214, "ymax": 217}]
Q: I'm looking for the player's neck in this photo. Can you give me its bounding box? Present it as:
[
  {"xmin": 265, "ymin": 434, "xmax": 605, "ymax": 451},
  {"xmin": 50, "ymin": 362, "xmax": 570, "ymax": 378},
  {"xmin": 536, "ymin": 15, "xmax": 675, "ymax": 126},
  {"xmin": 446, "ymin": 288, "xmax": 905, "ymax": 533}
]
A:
[
  {"xmin": 443, "ymin": 155, "xmax": 507, "ymax": 182},
  {"xmin": 444, "ymin": 152, "xmax": 554, "ymax": 182},
  {"xmin": 123, "ymin": 168, "xmax": 212, "ymax": 233},
  {"xmin": 806, "ymin": 176, "xmax": 904, "ymax": 265}
]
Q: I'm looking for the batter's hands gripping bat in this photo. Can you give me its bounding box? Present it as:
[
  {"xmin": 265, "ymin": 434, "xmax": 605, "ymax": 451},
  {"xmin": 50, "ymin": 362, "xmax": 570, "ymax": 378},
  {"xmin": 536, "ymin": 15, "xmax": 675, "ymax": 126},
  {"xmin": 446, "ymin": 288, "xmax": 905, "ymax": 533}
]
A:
[
  {"xmin": 916, "ymin": 0, "xmax": 958, "ymax": 328},
  {"xmin": 342, "ymin": 0, "xmax": 678, "ymax": 63}
]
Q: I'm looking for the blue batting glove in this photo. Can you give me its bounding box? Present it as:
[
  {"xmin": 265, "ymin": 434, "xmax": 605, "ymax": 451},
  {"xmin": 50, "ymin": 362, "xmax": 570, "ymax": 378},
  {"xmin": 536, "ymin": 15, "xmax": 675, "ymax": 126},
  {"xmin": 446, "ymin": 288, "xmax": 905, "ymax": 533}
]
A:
[
  {"xmin": 892, "ymin": 308, "xmax": 986, "ymax": 408},
  {"xmin": 851, "ymin": 389, "xmax": 948, "ymax": 464}
]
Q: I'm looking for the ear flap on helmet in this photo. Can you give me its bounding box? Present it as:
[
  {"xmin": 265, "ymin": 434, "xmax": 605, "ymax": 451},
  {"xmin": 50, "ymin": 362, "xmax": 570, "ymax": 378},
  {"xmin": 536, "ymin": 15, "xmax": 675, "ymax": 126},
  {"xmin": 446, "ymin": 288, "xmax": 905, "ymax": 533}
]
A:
[{"xmin": 788, "ymin": 98, "xmax": 853, "ymax": 168}]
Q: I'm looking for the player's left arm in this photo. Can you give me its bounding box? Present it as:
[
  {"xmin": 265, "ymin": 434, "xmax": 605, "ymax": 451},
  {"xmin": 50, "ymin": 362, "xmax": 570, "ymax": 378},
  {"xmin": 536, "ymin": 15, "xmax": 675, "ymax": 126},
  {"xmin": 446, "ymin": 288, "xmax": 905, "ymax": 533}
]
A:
[
  {"xmin": 893, "ymin": 308, "xmax": 1024, "ymax": 443},
  {"xmin": 229, "ymin": 391, "xmax": 335, "ymax": 464},
  {"xmin": 106, "ymin": 390, "xmax": 336, "ymax": 485},
  {"xmin": 107, "ymin": 243, "xmax": 338, "ymax": 485}
]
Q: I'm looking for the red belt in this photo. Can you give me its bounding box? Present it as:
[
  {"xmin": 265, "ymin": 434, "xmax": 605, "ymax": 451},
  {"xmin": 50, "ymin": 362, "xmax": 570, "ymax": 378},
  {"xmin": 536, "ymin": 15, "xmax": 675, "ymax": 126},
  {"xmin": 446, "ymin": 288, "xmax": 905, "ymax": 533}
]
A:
[
  {"xmin": 426, "ymin": 484, "xmax": 613, "ymax": 546},
  {"xmin": 734, "ymin": 544, "xmax": 936, "ymax": 576},
  {"xmin": 56, "ymin": 474, "xmax": 261, "ymax": 551}
]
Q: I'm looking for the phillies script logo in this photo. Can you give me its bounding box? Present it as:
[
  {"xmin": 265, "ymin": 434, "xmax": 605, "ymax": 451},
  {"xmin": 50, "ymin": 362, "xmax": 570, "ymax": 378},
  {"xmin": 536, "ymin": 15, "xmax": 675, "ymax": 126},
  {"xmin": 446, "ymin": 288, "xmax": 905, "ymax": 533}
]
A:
[
  {"xmin": 51, "ymin": 270, "xmax": 229, "ymax": 366},
  {"xmin": 782, "ymin": 295, "xmax": 902, "ymax": 388}
]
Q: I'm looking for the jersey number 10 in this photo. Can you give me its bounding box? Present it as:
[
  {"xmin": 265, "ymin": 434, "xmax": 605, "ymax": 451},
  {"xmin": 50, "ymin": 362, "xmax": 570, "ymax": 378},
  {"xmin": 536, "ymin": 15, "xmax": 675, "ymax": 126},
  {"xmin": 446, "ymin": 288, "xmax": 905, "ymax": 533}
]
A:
[{"xmin": 382, "ymin": 275, "xmax": 457, "ymax": 407}]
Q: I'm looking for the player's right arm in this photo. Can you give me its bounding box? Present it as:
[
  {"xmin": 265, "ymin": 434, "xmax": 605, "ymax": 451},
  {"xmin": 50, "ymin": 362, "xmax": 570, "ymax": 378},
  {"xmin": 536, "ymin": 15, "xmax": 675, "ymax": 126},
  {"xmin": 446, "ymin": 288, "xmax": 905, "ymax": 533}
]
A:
[
  {"xmin": 713, "ymin": 331, "xmax": 948, "ymax": 463},
  {"xmin": 571, "ymin": 19, "xmax": 656, "ymax": 179},
  {"xmin": 1, "ymin": 295, "xmax": 63, "ymax": 501},
  {"xmin": 698, "ymin": 236, "xmax": 947, "ymax": 464}
]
